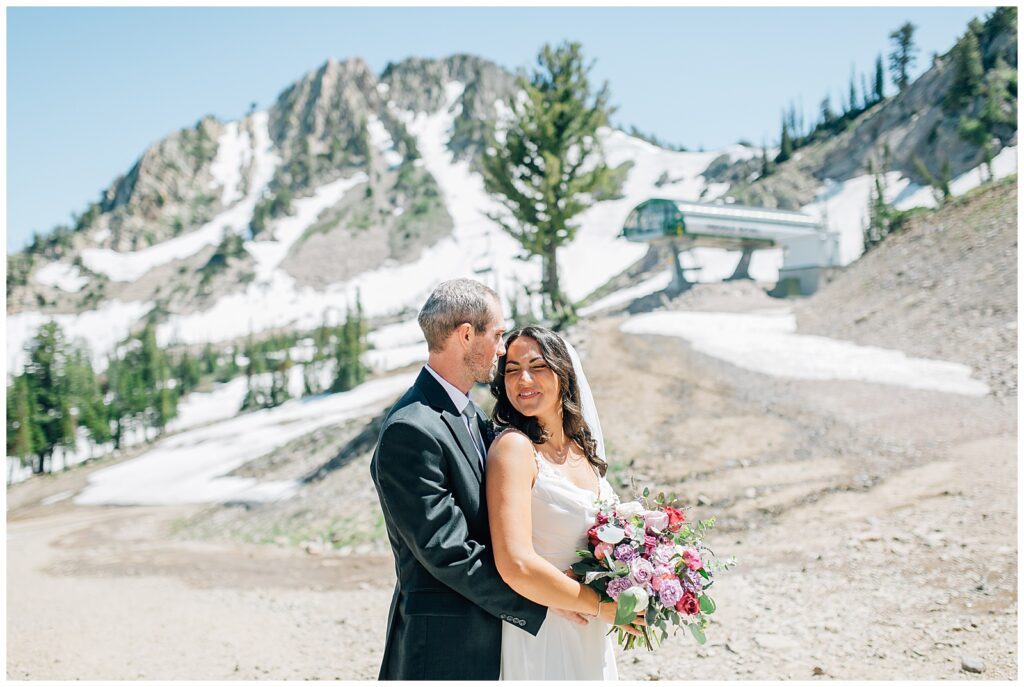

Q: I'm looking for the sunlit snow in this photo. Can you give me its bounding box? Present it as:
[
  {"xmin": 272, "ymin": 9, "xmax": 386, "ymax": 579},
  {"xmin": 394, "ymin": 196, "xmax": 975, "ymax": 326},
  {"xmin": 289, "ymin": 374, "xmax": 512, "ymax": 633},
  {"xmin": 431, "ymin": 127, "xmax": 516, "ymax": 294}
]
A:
[
  {"xmin": 621, "ymin": 310, "xmax": 990, "ymax": 396},
  {"xmin": 33, "ymin": 261, "xmax": 89, "ymax": 292},
  {"xmin": 74, "ymin": 373, "xmax": 416, "ymax": 506}
]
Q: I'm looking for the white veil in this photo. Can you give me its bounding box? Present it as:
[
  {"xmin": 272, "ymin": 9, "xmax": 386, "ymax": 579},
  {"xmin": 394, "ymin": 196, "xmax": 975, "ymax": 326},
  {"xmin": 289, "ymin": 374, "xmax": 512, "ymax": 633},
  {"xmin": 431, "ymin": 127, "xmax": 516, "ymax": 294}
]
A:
[{"xmin": 561, "ymin": 337, "xmax": 606, "ymax": 462}]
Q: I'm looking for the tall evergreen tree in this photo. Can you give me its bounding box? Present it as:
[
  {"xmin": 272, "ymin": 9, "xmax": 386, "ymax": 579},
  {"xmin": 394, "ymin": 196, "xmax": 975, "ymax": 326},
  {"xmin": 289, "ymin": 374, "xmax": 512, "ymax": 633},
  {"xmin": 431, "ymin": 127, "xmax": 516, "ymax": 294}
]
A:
[
  {"xmin": 22, "ymin": 323, "xmax": 77, "ymax": 472},
  {"xmin": 981, "ymin": 56, "xmax": 1015, "ymax": 131},
  {"xmin": 820, "ymin": 95, "xmax": 836, "ymax": 126},
  {"xmin": 330, "ymin": 295, "xmax": 368, "ymax": 393},
  {"xmin": 874, "ymin": 54, "xmax": 886, "ymax": 102},
  {"xmin": 7, "ymin": 375, "xmax": 41, "ymax": 463},
  {"xmin": 67, "ymin": 348, "xmax": 110, "ymax": 445},
  {"xmin": 946, "ymin": 29, "xmax": 985, "ymax": 111},
  {"xmin": 889, "ymin": 22, "xmax": 918, "ymax": 93},
  {"xmin": 482, "ymin": 41, "xmax": 615, "ymax": 326},
  {"xmin": 776, "ymin": 119, "xmax": 793, "ymax": 163},
  {"xmin": 847, "ymin": 66, "xmax": 858, "ymax": 114},
  {"xmin": 759, "ymin": 139, "xmax": 773, "ymax": 179}
]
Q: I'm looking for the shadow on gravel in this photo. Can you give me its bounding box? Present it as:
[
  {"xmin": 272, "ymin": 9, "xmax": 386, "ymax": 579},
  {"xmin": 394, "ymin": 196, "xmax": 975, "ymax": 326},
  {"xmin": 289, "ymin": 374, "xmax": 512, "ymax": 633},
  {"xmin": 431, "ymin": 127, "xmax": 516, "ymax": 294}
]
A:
[{"xmin": 299, "ymin": 409, "xmax": 388, "ymax": 484}]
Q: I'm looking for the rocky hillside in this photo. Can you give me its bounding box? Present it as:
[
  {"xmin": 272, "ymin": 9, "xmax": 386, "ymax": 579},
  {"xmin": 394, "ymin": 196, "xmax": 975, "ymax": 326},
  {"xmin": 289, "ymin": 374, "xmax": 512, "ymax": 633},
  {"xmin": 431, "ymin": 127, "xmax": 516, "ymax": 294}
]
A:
[
  {"xmin": 5, "ymin": 54, "xmax": 520, "ymax": 320},
  {"xmin": 713, "ymin": 9, "xmax": 1017, "ymax": 211},
  {"xmin": 5, "ymin": 10, "xmax": 1017, "ymax": 375},
  {"xmin": 795, "ymin": 177, "xmax": 1017, "ymax": 397}
]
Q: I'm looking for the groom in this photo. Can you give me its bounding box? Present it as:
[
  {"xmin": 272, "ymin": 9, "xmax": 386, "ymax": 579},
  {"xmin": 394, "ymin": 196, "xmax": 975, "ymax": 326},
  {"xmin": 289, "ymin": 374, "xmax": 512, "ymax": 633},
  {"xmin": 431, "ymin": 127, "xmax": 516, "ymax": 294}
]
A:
[{"xmin": 370, "ymin": 279, "xmax": 554, "ymax": 680}]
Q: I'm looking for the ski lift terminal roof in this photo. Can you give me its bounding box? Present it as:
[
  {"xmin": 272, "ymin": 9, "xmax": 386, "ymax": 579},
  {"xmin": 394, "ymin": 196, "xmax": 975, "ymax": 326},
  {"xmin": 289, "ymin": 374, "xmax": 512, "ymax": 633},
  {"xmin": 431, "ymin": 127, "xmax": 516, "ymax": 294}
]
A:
[{"xmin": 622, "ymin": 198, "xmax": 825, "ymax": 246}]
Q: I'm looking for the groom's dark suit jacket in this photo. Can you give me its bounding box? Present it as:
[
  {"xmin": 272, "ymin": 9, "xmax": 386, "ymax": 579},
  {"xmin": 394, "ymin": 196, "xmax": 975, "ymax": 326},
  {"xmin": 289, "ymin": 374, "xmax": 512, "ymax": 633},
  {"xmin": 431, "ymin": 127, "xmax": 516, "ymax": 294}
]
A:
[{"xmin": 369, "ymin": 367, "xmax": 547, "ymax": 680}]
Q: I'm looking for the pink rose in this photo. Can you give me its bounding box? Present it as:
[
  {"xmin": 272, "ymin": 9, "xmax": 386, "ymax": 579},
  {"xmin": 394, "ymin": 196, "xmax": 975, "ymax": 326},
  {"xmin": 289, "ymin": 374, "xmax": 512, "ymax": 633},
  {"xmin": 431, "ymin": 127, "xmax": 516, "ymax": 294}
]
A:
[
  {"xmin": 594, "ymin": 542, "xmax": 613, "ymax": 561},
  {"xmin": 650, "ymin": 568, "xmax": 676, "ymax": 592},
  {"xmin": 643, "ymin": 510, "xmax": 669, "ymax": 532},
  {"xmin": 681, "ymin": 547, "xmax": 702, "ymax": 571}
]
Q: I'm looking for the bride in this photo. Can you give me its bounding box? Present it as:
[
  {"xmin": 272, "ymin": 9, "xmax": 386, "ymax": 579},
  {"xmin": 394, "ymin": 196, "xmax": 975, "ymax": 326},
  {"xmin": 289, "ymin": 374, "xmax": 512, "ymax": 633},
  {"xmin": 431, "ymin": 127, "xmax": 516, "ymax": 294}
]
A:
[{"xmin": 486, "ymin": 325, "xmax": 644, "ymax": 680}]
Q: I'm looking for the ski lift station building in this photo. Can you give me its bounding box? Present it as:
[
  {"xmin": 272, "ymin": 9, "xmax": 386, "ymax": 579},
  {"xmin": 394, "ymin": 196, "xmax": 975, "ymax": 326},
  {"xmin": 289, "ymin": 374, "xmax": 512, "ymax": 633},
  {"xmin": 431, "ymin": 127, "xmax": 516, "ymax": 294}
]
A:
[{"xmin": 621, "ymin": 198, "xmax": 842, "ymax": 295}]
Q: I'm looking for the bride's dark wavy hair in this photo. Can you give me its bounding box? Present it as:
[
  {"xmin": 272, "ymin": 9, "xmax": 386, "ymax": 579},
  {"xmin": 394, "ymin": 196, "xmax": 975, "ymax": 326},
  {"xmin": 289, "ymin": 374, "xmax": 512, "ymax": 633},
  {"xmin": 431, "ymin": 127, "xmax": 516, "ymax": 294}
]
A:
[{"xmin": 490, "ymin": 325, "xmax": 607, "ymax": 477}]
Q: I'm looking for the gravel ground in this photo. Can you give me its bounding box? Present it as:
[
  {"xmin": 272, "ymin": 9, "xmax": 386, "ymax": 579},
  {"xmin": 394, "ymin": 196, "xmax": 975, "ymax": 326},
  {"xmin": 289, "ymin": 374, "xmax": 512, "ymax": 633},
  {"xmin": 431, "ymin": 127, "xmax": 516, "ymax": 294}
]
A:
[
  {"xmin": 7, "ymin": 309, "xmax": 1015, "ymax": 680},
  {"xmin": 795, "ymin": 179, "xmax": 1017, "ymax": 397},
  {"xmin": 6, "ymin": 182, "xmax": 1017, "ymax": 679}
]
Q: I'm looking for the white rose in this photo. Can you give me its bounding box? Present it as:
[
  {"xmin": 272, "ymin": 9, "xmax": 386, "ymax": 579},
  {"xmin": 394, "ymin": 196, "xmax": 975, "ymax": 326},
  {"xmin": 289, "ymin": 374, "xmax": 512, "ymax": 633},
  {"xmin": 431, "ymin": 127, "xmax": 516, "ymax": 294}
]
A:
[
  {"xmin": 627, "ymin": 586, "xmax": 650, "ymax": 610},
  {"xmin": 616, "ymin": 501, "xmax": 644, "ymax": 518}
]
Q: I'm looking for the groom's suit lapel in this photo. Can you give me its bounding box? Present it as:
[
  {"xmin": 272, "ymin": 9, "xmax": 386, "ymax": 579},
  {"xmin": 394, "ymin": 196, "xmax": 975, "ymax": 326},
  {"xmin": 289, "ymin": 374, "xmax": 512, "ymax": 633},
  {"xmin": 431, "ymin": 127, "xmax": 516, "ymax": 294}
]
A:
[{"xmin": 415, "ymin": 368, "xmax": 484, "ymax": 483}]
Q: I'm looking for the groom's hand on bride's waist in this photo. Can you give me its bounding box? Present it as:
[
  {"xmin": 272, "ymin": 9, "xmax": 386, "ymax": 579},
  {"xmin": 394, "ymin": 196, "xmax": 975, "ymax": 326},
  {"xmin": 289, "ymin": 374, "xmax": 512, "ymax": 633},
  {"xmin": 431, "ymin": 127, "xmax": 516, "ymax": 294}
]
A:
[{"xmin": 550, "ymin": 608, "xmax": 589, "ymax": 626}]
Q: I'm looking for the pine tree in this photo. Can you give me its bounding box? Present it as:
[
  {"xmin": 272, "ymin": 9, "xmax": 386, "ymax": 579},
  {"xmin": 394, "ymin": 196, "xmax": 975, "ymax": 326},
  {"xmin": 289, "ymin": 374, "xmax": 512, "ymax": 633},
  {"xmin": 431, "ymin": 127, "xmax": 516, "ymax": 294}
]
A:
[
  {"xmin": 913, "ymin": 156, "xmax": 953, "ymax": 206},
  {"xmin": 889, "ymin": 22, "xmax": 918, "ymax": 93},
  {"xmin": 946, "ymin": 30, "xmax": 985, "ymax": 111},
  {"xmin": 874, "ymin": 54, "xmax": 886, "ymax": 102},
  {"xmin": 201, "ymin": 342, "xmax": 218, "ymax": 374},
  {"xmin": 330, "ymin": 295, "xmax": 368, "ymax": 393},
  {"xmin": 23, "ymin": 323, "xmax": 77, "ymax": 472},
  {"xmin": 67, "ymin": 348, "xmax": 110, "ymax": 445},
  {"xmin": 760, "ymin": 140, "xmax": 772, "ymax": 179},
  {"xmin": 7, "ymin": 375, "xmax": 40, "ymax": 463},
  {"xmin": 864, "ymin": 160, "xmax": 893, "ymax": 252},
  {"xmin": 847, "ymin": 66, "xmax": 858, "ymax": 114},
  {"xmin": 269, "ymin": 350, "xmax": 293, "ymax": 408},
  {"xmin": 176, "ymin": 350, "xmax": 202, "ymax": 392},
  {"xmin": 820, "ymin": 95, "xmax": 836, "ymax": 127},
  {"xmin": 775, "ymin": 118, "xmax": 793, "ymax": 163},
  {"xmin": 482, "ymin": 41, "xmax": 615, "ymax": 326},
  {"xmin": 137, "ymin": 320, "xmax": 176, "ymax": 431},
  {"xmin": 240, "ymin": 339, "xmax": 267, "ymax": 410},
  {"xmin": 981, "ymin": 56, "xmax": 1015, "ymax": 131}
]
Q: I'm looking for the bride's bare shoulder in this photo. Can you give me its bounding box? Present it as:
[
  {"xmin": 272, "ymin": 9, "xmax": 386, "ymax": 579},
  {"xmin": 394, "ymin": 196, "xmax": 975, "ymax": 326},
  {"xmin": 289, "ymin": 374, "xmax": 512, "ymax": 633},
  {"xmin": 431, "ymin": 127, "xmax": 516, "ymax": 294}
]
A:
[
  {"xmin": 489, "ymin": 427, "xmax": 532, "ymax": 454},
  {"xmin": 488, "ymin": 427, "xmax": 536, "ymax": 462}
]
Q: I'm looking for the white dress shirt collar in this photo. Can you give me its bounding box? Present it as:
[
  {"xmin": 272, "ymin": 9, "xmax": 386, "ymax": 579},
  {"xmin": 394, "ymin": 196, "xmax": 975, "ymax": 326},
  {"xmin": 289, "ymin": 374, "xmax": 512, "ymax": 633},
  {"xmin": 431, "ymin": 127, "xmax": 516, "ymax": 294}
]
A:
[{"xmin": 424, "ymin": 364, "xmax": 471, "ymax": 415}]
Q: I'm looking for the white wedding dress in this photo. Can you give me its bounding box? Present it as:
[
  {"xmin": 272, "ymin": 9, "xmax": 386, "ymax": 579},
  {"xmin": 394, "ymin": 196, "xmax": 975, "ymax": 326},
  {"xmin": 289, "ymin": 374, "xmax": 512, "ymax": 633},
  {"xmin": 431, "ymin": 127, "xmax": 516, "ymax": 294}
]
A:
[{"xmin": 497, "ymin": 434, "xmax": 619, "ymax": 680}]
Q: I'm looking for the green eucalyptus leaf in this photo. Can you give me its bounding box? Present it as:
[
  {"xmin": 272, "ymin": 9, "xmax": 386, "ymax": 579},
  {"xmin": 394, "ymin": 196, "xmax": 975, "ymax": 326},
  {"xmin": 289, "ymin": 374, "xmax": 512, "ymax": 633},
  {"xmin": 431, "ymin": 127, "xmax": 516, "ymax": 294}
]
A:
[
  {"xmin": 614, "ymin": 589, "xmax": 640, "ymax": 625},
  {"xmin": 699, "ymin": 595, "xmax": 716, "ymax": 614},
  {"xmin": 689, "ymin": 623, "xmax": 706, "ymax": 644}
]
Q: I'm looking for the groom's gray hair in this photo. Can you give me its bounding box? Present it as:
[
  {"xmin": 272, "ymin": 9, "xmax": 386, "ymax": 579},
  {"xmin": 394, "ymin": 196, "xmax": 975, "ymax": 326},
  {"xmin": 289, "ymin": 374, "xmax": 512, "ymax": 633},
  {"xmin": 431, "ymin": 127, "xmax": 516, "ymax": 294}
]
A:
[{"xmin": 418, "ymin": 279, "xmax": 499, "ymax": 353}]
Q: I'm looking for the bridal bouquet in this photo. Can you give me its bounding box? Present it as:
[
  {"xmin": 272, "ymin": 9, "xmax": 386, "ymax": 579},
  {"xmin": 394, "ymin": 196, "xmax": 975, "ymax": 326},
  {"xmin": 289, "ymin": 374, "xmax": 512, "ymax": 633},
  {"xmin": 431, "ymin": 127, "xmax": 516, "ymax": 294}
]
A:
[{"xmin": 572, "ymin": 490, "xmax": 735, "ymax": 650}]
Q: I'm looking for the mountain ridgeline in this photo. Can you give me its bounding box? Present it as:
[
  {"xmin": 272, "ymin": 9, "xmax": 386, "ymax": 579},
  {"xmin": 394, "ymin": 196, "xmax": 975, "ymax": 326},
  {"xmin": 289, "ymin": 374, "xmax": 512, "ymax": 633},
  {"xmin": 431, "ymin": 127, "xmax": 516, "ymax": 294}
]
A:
[{"xmin": 6, "ymin": 11, "xmax": 1017, "ymax": 328}]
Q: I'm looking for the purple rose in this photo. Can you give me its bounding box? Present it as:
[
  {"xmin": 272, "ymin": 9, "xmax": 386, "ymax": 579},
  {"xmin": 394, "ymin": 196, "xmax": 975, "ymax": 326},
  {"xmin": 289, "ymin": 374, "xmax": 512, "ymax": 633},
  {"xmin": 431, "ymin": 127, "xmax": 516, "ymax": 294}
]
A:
[
  {"xmin": 658, "ymin": 578, "xmax": 684, "ymax": 608},
  {"xmin": 613, "ymin": 544, "xmax": 638, "ymax": 563},
  {"xmin": 629, "ymin": 557, "xmax": 655, "ymax": 586},
  {"xmin": 605, "ymin": 577, "xmax": 632, "ymax": 600},
  {"xmin": 682, "ymin": 567, "xmax": 704, "ymax": 592},
  {"xmin": 652, "ymin": 545, "xmax": 675, "ymax": 566}
]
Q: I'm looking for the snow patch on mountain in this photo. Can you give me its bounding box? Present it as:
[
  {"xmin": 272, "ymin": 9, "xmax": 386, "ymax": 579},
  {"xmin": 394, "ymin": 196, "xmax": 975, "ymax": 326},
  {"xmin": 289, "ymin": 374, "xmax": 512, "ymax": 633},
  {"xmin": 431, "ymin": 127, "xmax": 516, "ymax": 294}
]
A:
[
  {"xmin": 156, "ymin": 85, "xmax": 782, "ymax": 347},
  {"xmin": 34, "ymin": 261, "xmax": 89, "ymax": 292},
  {"xmin": 367, "ymin": 116, "xmax": 403, "ymax": 169},
  {"xmin": 78, "ymin": 112, "xmax": 278, "ymax": 282},
  {"xmin": 246, "ymin": 172, "xmax": 369, "ymax": 282},
  {"xmin": 209, "ymin": 120, "xmax": 253, "ymax": 206}
]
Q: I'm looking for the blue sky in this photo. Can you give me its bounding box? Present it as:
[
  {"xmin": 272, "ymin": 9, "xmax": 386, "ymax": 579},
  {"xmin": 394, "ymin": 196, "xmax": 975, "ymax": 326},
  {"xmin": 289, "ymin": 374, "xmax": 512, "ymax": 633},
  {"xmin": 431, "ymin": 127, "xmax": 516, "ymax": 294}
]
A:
[{"xmin": 7, "ymin": 6, "xmax": 992, "ymax": 252}]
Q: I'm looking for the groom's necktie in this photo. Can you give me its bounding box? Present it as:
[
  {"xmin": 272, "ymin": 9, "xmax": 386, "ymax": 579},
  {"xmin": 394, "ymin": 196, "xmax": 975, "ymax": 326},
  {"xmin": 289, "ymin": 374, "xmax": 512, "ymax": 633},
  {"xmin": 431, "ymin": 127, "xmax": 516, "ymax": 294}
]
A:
[{"xmin": 462, "ymin": 403, "xmax": 486, "ymax": 472}]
